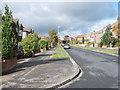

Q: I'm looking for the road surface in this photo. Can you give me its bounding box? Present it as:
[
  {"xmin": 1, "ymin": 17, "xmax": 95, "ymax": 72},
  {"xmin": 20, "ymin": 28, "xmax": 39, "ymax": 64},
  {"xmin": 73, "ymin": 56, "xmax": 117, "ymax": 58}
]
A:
[{"xmin": 65, "ymin": 46, "xmax": 119, "ymax": 89}]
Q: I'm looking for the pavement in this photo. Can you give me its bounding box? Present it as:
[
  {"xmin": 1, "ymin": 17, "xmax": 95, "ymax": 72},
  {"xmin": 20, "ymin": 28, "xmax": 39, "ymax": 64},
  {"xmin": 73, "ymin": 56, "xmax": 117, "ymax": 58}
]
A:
[
  {"xmin": 1, "ymin": 48, "xmax": 80, "ymax": 89},
  {"xmin": 64, "ymin": 46, "xmax": 119, "ymax": 89}
]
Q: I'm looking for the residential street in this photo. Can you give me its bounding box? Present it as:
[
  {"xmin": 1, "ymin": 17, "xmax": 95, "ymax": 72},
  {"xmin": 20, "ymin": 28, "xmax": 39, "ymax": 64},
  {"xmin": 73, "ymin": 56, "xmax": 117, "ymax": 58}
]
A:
[{"xmin": 64, "ymin": 46, "xmax": 119, "ymax": 88}]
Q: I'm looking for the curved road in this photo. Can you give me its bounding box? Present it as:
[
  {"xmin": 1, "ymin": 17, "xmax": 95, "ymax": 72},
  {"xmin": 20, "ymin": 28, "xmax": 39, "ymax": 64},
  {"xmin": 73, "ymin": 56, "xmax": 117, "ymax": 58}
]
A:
[{"xmin": 65, "ymin": 46, "xmax": 119, "ymax": 89}]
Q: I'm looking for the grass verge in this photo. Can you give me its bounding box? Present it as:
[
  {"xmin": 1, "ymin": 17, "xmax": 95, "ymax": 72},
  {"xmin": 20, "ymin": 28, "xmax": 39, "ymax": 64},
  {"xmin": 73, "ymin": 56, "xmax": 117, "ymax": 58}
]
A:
[
  {"xmin": 75, "ymin": 45, "xmax": 118, "ymax": 55},
  {"xmin": 99, "ymin": 49, "xmax": 118, "ymax": 55},
  {"xmin": 55, "ymin": 45, "xmax": 65, "ymax": 52},
  {"xmin": 75, "ymin": 46, "xmax": 98, "ymax": 50},
  {"xmin": 51, "ymin": 45, "xmax": 70, "ymax": 58},
  {"xmin": 52, "ymin": 53, "xmax": 70, "ymax": 58}
]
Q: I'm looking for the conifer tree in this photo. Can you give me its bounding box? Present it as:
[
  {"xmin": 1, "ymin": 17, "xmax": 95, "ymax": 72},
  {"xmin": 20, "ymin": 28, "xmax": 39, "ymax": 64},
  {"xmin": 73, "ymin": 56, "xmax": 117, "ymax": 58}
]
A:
[
  {"xmin": 100, "ymin": 26, "xmax": 113, "ymax": 47},
  {"xmin": 2, "ymin": 5, "xmax": 18, "ymax": 59}
]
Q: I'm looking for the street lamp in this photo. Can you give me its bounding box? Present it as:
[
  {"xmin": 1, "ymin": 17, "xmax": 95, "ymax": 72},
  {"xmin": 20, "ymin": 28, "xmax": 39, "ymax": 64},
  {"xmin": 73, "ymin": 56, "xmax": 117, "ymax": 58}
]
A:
[
  {"xmin": 57, "ymin": 25, "xmax": 60, "ymax": 45},
  {"xmin": 93, "ymin": 30, "xmax": 96, "ymax": 47}
]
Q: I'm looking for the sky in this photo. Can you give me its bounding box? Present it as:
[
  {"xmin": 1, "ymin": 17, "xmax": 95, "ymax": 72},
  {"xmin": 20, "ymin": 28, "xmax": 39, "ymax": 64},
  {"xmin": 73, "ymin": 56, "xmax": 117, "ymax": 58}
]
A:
[{"xmin": 1, "ymin": 1, "xmax": 118, "ymax": 37}]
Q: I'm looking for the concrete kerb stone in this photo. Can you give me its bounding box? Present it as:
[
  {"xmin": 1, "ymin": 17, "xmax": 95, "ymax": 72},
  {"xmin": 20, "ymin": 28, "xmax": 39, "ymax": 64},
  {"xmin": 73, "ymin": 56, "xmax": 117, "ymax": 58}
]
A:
[{"xmin": 47, "ymin": 49, "xmax": 83, "ymax": 89}]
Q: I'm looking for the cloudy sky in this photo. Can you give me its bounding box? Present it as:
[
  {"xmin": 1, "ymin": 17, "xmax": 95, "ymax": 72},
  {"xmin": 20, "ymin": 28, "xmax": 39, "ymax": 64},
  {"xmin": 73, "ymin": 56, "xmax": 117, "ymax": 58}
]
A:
[{"xmin": 1, "ymin": 1, "xmax": 118, "ymax": 37}]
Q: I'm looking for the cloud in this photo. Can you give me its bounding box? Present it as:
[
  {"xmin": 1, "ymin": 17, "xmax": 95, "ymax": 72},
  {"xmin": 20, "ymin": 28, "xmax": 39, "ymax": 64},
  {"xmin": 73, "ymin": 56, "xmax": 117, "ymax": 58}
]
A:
[
  {"xmin": 60, "ymin": 27, "xmax": 82, "ymax": 37},
  {"xmin": 89, "ymin": 19, "xmax": 116, "ymax": 33},
  {"xmin": 1, "ymin": 2, "xmax": 118, "ymax": 37}
]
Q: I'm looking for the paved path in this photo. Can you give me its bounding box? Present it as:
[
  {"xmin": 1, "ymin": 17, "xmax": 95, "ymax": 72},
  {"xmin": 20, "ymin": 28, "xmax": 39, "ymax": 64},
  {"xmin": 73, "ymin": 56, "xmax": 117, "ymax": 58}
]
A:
[
  {"xmin": 1, "ymin": 49, "xmax": 79, "ymax": 88},
  {"xmin": 64, "ymin": 46, "xmax": 119, "ymax": 89}
]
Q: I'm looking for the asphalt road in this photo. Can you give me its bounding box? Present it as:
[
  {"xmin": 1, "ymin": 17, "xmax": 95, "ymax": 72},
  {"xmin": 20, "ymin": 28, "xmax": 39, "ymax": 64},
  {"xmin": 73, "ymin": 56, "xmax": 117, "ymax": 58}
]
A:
[{"xmin": 65, "ymin": 46, "xmax": 119, "ymax": 89}]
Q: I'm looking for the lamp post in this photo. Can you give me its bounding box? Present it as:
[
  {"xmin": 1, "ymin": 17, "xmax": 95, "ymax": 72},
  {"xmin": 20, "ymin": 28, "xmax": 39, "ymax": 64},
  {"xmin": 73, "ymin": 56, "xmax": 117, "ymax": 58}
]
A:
[
  {"xmin": 57, "ymin": 25, "xmax": 60, "ymax": 45},
  {"xmin": 93, "ymin": 30, "xmax": 96, "ymax": 47}
]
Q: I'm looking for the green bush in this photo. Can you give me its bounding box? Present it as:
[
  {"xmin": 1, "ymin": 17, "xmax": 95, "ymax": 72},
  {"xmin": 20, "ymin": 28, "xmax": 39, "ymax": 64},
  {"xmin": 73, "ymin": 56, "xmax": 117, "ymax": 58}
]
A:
[
  {"xmin": 111, "ymin": 38, "xmax": 118, "ymax": 47},
  {"xmin": 87, "ymin": 42, "xmax": 94, "ymax": 45},
  {"xmin": 2, "ymin": 5, "xmax": 18, "ymax": 59},
  {"xmin": 99, "ymin": 41, "xmax": 103, "ymax": 47},
  {"xmin": 39, "ymin": 39, "xmax": 48, "ymax": 49},
  {"xmin": 70, "ymin": 40, "xmax": 79, "ymax": 45},
  {"xmin": 114, "ymin": 41, "xmax": 120, "ymax": 47},
  {"xmin": 20, "ymin": 33, "xmax": 39, "ymax": 58}
]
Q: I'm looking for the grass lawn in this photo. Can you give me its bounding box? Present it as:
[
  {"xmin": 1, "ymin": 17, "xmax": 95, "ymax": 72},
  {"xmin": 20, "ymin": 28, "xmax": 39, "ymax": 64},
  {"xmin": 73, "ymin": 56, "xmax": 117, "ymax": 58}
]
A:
[
  {"xmin": 99, "ymin": 49, "xmax": 118, "ymax": 55},
  {"xmin": 52, "ymin": 53, "xmax": 70, "ymax": 58}
]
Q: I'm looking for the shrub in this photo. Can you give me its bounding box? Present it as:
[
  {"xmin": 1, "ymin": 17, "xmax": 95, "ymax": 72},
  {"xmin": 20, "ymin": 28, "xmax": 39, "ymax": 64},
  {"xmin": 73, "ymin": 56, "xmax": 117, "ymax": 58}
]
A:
[
  {"xmin": 39, "ymin": 39, "xmax": 48, "ymax": 49},
  {"xmin": 99, "ymin": 41, "xmax": 103, "ymax": 47},
  {"xmin": 111, "ymin": 38, "xmax": 118, "ymax": 47},
  {"xmin": 20, "ymin": 33, "xmax": 39, "ymax": 58},
  {"xmin": 114, "ymin": 41, "xmax": 120, "ymax": 47},
  {"xmin": 87, "ymin": 42, "xmax": 94, "ymax": 45},
  {"xmin": 70, "ymin": 40, "xmax": 79, "ymax": 45}
]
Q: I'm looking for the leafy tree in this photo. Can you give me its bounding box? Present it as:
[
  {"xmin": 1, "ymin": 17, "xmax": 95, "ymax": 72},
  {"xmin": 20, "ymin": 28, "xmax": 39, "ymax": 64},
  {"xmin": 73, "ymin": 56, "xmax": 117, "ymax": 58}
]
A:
[
  {"xmin": 0, "ymin": 9, "xmax": 2, "ymax": 25},
  {"xmin": 62, "ymin": 40, "xmax": 67, "ymax": 44},
  {"xmin": 99, "ymin": 41, "xmax": 103, "ymax": 47},
  {"xmin": 21, "ymin": 33, "xmax": 39, "ymax": 57},
  {"xmin": 100, "ymin": 26, "xmax": 113, "ymax": 47},
  {"xmin": 46, "ymin": 36, "xmax": 52, "ymax": 46},
  {"xmin": 64, "ymin": 35, "xmax": 69, "ymax": 38},
  {"xmin": 82, "ymin": 37, "xmax": 84, "ymax": 44},
  {"xmin": 39, "ymin": 39, "xmax": 48, "ymax": 49},
  {"xmin": 48, "ymin": 29, "xmax": 58, "ymax": 46},
  {"xmin": 64, "ymin": 35, "xmax": 70, "ymax": 43},
  {"xmin": 2, "ymin": 5, "xmax": 18, "ymax": 59}
]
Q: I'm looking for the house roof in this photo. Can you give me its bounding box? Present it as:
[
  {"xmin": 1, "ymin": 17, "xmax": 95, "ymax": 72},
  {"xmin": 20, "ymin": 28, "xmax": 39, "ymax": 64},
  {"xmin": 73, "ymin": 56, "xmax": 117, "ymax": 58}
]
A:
[
  {"xmin": 23, "ymin": 27, "xmax": 33, "ymax": 33},
  {"xmin": 112, "ymin": 21, "xmax": 118, "ymax": 28},
  {"xmin": 77, "ymin": 33, "xmax": 88, "ymax": 38},
  {"xmin": 38, "ymin": 35, "xmax": 46, "ymax": 39}
]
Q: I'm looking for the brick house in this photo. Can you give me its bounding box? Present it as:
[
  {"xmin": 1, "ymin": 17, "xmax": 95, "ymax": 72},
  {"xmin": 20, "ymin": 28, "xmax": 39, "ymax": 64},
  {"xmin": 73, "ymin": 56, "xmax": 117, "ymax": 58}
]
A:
[
  {"xmin": 77, "ymin": 34, "xmax": 88, "ymax": 43},
  {"xmin": 76, "ymin": 28, "xmax": 106, "ymax": 47},
  {"xmin": 111, "ymin": 18, "xmax": 120, "ymax": 38}
]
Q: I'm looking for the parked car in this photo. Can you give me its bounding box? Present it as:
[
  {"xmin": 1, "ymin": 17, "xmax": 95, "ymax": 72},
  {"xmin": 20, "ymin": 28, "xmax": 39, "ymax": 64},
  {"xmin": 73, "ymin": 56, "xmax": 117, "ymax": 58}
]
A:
[
  {"xmin": 61, "ymin": 43, "xmax": 65, "ymax": 47},
  {"xmin": 63, "ymin": 44, "xmax": 71, "ymax": 49}
]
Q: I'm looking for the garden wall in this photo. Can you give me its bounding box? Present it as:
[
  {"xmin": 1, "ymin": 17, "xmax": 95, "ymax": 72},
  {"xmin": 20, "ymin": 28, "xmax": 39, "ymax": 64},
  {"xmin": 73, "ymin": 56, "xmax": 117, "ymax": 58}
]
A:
[{"xmin": 2, "ymin": 57, "xmax": 17, "ymax": 73}]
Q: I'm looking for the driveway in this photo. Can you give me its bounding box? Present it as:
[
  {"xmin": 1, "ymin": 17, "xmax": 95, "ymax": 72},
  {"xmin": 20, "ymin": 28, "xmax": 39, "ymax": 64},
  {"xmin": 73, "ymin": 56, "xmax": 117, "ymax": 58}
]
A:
[{"xmin": 1, "ymin": 49, "xmax": 79, "ymax": 88}]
